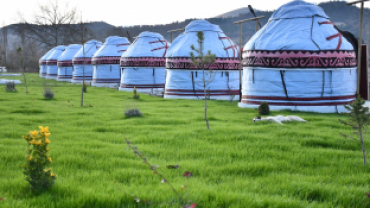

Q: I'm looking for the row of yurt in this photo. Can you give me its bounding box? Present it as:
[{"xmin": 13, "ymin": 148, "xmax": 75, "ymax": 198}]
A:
[
  {"xmin": 238, "ymin": 1, "xmax": 357, "ymax": 113},
  {"xmin": 38, "ymin": 0, "xmax": 358, "ymax": 113},
  {"xmin": 39, "ymin": 48, "xmax": 56, "ymax": 78}
]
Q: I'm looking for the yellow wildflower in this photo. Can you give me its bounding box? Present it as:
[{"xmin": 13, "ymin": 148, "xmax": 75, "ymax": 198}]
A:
[
  {"xmin": 44, "ymin": 132, "xmax": 51, "ymax": 138},
  {"xmin": 29, "ymin": 139, "xmax": 36, "ymax": 145},
  {"xmin": 35, "ymin": 140, "xmax": 42, "ymax": 146},
  {"xmin": 29, "ymin": 155, "xmax": 33, "ymax": 161},
  {"xmin": 44, "ymin": 138, "xmax": 51, "ymax": 144},
  {"xmin": 50, "ymin": 173, "xmax": 56, "ymax": 177},
  {"xmin": 48, "ymin": 157, "xmax": 52, "ymax": 163},
  {"xmin": 46, "ymin": 147, "xmax": 50, "ymax": 151},
  {"xmin": 39, "ymin": 126, "xmax": 49, "ymax": 134},
  {"xmin": 30, "ymin": 130, "xmax": 38, "ymax": 137}
]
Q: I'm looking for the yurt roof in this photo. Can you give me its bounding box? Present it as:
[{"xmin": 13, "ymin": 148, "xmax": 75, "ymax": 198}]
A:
[
  {"xmin": 46, "ymin": 45, "xmax": 67, "ymax": 60},
  {"xmin": 271, "ymin": 1, "xmax": 328, "ymax": 20},
  {"xmin": 93, "ymin": 36, "xmax": 130, "ymax": 57},
  {"xmin": 244, "ymin": 0, "xmax": 353, "ymax": 51},
  {"xmin": 166, "ymin": 20, "xmax": 239, "ymax": 58},
  {"xmin": 122, "ymin": 32, "xmax": 170, "ymax": 57},
  {"xmin": 39, "ymin": 48, "xmax": 55, "ymax": 62},
  {"xmin": 74, "ymin": 40, "xmax": 102, "ymax": 58},
  {"xmin": 58, "ymin": 44, "xmax": 82, "ymax": 61}
]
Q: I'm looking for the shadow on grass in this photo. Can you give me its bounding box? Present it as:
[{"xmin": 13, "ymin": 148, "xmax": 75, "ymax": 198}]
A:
[
  {"xmin": 301, "ymin": 138, "xmax": 358, "ymax": 151},
  {"xmin": 11, "ymin": 109, "xmax": 46, "ymax": 114}
]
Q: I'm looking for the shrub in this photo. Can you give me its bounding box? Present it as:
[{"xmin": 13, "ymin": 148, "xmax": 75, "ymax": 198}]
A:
[
  {"xmin": 133, "ymin": 87, "xmax": 140, "ymax": 100},
  {"xmin": 258, "ymin": 101, "xmax": 270, "ymax": 115},
  {"xmin": 43, "ymin": 88, "xmax": 54, "ymax": 99},
  {"xmin": 22, "ymin": 126, "xmax": 56, "ymax": 192},
  {"xmin": 83, "ymin": 82, "xmax": 87, "ymax": 93},
  {"xmin": 124, "ymin": 108, "xmax": 142, "ymax": 117},
  {"xmin": 5, "ymin": 81, "xmax": 16, "ymax": 92}
]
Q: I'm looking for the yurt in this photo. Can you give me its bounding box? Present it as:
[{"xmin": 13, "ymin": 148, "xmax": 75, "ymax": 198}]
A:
[
  {"xmin": 71, "ymin": 40, "xmax": 102, "ymax": 84},
  {"xmin": 45, "ymin": 45, "xmax": 66, "ymax": 80},
  {"xmin": 239, "ymin": 1, "xmax": 357, "ymax": 113},
  {"xmin": 119, "ymin": 31, "xmax": 170, "ymax": 93},
  {"xmin": 39, "ymin": 48, "xmax": 56, "ymax": 78},
  {"xmin": 91, "ymin": 36, "xmax": 130, "ymax": 88},
  {"xmin": 57, "ymin": 44, "xmax": 82, "ymax": 82},
  {"xmin": 164, "ymin": 20, "xmax": 240, "ymax": 100}
]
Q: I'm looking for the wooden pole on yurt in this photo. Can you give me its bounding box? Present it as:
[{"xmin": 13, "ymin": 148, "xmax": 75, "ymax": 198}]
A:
[
  {"xmin": 167, "ymin": 28, "xmax": 185, "ymax": 43},
  {"xmin": 347, "ymin": 0, "xmax": 369, "ymax": 95},
  {"xmin": 233, "ymin": 16, "xmax": 265, "ymax": 102}
]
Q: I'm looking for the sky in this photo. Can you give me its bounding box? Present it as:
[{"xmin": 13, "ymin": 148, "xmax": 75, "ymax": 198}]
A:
[{"xmin": 1, "ymin": 0, "xmax": 369, "ymax": 27}]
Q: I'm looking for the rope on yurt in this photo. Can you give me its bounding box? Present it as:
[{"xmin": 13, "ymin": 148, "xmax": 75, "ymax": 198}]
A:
[
  {"xmin": 311, "ymin": 17, "xmax": 321, "ymax": 50},
  {"xmin": 280, "ymin": 70, "xmax": 289, "ymax": 99},
  {"xmin": 191, "ymin": 71, "xmax": 200, "ymax": 99},
  {"xmin": 217, "ymin": 33, "xmax": 229, "ymax": 57},
  {"xmin": 321, "ymin": 71, "xmax": 325, "ymax": 97}
]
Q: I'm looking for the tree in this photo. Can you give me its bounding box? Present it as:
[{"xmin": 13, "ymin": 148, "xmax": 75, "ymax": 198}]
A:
[
  {"xmin": 14, "ymin": 0, "xmax": 82, "ymax": 48},
  {"xmin": 16, "ymin": 47, "xmax": 28, "ymax": 94},
  {"xmin": 190, "ymin": 31, "xmax": 216, "ymax": 130},
  {"xmin": 339, "ymin": 95, "xmax": 370, "ymax": 166}
]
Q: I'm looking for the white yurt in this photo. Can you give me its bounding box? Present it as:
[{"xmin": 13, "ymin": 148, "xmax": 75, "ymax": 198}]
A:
[
  {"xmin": 239, "ymin": 1, "xmax": 357, "ymax": 113},
  {"xmin": 72, "ymin": 40, "xmax": 102, "ymax": 84},
  {"xmin": 39, "ymin": 48, "xmax": 56, "ymax": 78},
  {"xmin": 164, "ymin": 20, "xmax": 240, "ymax": 100},
  {"xmin": 91, "ymin": 36, "xmax": 130, "ymax": 88},
  {"xmin": 45, "ymin": 45, "xmax": 66, "ymax": 80},
  {"xmin": 57, "ymin": 44, "xmax": 82, "ymax": 82},
  {"xmin": 119, "ymin": 31, "xmax": 170, "ymax": 93}
]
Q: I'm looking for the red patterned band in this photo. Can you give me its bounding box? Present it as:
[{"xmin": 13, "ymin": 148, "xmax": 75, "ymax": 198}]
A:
[
  {"xmin": 72, "ymin": 76, "xmax": 92, "ymax": 80},
  {"xmin": 92, "ymin": 56, "xmax": 121, "ymax": 65},
  {"xmin": 57, "ymin": 61, "xmax": 73, "ymax": 67},
  {"xmin": 45, "ymin": 60, "xmax": 58, "ymax": 65},
  {"xmin": 120, "ymin": 83, "xmax": 165, "ymax": 88},
  {"xmin": 72, "ymin": 57, "xmax": 92, "ymax": 65},
  {"xmin": 243, "ymin": 50, "xmax": 357, "ymax": 68},
  {"xmin": 242, "ymin": 94, "xmax": 356, "ymax": 106},
  {"xmin": 57, "ymin": 75, "xmax": 72, "ymax": 79},
  {"xmin": 120, "ymin": 57, "xmax": 166, "ymax": 67},
  {"xmin": 92, "ymin": 78, "xmax": 120, "ymax": 83},
  {"xmin": 39, "ymin": 61, "xmax": 47, "ymax": 65},
  {"xmin": 165, "ymin": 89, "xmax": 239, "ymax": 96},
  {"xmin": 166, "ymin": 57, "xmax": 239, "ymax": 70}
]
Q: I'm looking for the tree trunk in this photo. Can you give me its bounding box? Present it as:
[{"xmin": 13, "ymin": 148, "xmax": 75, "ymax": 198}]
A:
[
  {"xmin": 360, "ymin": 126, "xmax": 366, "ymax": 166},
  {"xmin": 23, "ymin": 65, "xmax": 28, "ymax": 94},
  {"xmin": 203, "ymin": 68, "xmax": 209, "ymax": 130}
]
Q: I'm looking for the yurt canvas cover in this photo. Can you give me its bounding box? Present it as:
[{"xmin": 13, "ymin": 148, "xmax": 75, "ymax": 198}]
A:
[
  {"xmin": 45, "ymin": 45, "xmax": 66, "ymax": 79},
  {"xmin": 39, "ymin": 48, "xmax": 56, "ymax": 77},
  {"xmin": 164, "ymin": 20, "xmax": 240, "ymax": 100},
  {"xmin": 57, "ymin": 44, "xmax": 82, "ymax": 81},
  {"xmin": 91, "ymin": 36, "xmax": 130, "ymax": 87},
  {"xmin": 239, "ymin": 1, "xmax": 357, "ymax": 113},
  {"xmin": 72, "ymin": 40, "xmax": 102, "ymax": 83},
  {"xmin": 120, "ymin": 31, "xmax": 170, "ymax": 93}
]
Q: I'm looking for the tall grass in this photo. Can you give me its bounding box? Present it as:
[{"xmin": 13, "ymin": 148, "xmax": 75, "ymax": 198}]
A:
[{"xmin": 0, "ymin": 73, "xmax": 369, "ymax": 207}]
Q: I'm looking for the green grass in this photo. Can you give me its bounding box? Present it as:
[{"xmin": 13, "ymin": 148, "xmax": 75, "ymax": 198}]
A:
[{"xmin": 0, "ymin": 73, "xmax": 370, "ymax": 208}]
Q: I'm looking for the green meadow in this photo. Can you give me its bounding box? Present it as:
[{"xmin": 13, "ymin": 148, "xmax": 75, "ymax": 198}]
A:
[{"xmin": 0, "ymin": 73, "xmax": 370, "ymax": 208}]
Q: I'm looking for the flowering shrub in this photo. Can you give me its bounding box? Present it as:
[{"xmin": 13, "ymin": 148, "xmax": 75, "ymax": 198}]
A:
[{"xmin": 22, "ymin": 126, "xmax": 56, "ymax": 192}]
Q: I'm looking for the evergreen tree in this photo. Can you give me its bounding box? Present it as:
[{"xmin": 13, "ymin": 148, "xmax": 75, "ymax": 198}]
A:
[{"xmin": 339, "ymin": 95, "xmax": 370, "ymax": 166}]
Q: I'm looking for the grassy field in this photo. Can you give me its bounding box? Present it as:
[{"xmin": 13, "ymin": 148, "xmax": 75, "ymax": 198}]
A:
[{"xmin": 0, "ymin": 73, "xmax": 370, "ymax": 208}]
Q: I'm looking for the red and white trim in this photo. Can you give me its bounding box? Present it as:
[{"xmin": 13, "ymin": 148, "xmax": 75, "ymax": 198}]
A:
[
  {"xmin": 243, "ymin": 50, "xmax": 357, "ymax": 68},
  {"xmin": 166, "ymin": 57, "xmax": 239, "ymax": 70},
  {"xmin": 91, "ymin": 56, "xmax": 121, "ymax": 65}
]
